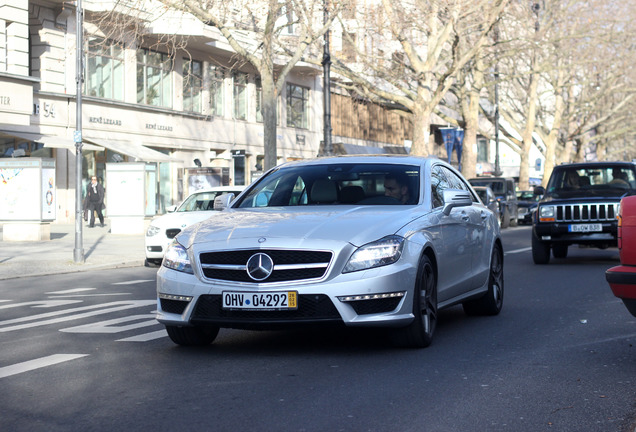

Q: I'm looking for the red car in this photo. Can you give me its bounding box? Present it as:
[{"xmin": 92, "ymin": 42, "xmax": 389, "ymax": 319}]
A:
[{"xmin": 606, "ymin": 195, "xmax": 636, "ymax": 317}]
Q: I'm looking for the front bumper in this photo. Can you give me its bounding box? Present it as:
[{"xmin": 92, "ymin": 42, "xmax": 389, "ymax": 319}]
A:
[
  {"xmin": 606, "ymin": 265, "xmax": 636, "ymax": 317},
  {"xmin": 533, "ymin": 221, "xmax": 617, "ymax": 246},
  {"xmin": 156, "ymin": 260, "xmax": 418, "ymax": 330}
]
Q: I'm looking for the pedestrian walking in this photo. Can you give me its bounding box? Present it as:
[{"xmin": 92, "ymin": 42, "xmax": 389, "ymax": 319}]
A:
[{"xmin": 85, "ymin": 175, "xmax": 105, "ymax": 227}]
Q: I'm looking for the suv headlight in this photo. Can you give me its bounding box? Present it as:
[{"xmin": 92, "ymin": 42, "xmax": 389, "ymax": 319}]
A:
[
  {"xmin": 163, "ymin": 241, "xmax": 193, "ymax": 274},
  {"xmin": 539, "ymin": 205, "xmax": 555, "ymax": 222},
  {"xmin": 146, "ymin": 225, "xmax": 160, "ymax": 237},
  {"xmin": 343, "ymin": 235, "xmax": 404, "ymax": 273}
]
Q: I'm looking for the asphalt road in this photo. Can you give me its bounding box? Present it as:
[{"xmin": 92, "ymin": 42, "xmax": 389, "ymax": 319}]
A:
[{"xmin": 1, "ymin": 226, "xmax": 635, "ymax": 432}]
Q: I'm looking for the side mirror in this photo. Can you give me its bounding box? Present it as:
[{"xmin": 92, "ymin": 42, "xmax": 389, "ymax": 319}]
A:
[
  {"xmin": 534, "ymin": 186, "xmax": 545, "ymax": 196},
  {"xmin": 213, "ymin": 193, "xmax": 236, "ymax": 211},
  {"xmin": 165, "ymin": 205, "xmax": 177, "ymax": 213},
  {"xmin": 442, "ymin": 189, "xmax": 473, "ymax": 216}
]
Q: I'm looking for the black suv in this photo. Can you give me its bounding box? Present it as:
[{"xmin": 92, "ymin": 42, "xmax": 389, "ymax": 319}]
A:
[
  {"xmin": 532, "ymin": 161, "xmax": 636, "ymax": 264},
  {"xmin": 469, "ymin": 177, "xmax": 518, "ymax": 228}
]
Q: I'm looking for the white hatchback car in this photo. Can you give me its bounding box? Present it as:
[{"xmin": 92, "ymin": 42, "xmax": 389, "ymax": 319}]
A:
[
  {"xmin": 145, "ymin": 186, "xmax": 245, "ymax": 265},
  {"xmin": 156, "ymin": 156, "xmax": 503, "ymax": 348}
]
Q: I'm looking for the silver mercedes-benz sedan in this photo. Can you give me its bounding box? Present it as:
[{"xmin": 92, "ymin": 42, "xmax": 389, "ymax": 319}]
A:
[{"xmin": 156, "ymin": 155, "xmax": 503, "ymax": 348}]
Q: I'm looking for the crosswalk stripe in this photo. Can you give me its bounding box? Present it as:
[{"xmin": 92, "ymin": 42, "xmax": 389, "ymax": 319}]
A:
[{"xmin": 0, "ymin": 354, "xmax": 88, "ymax": 379}]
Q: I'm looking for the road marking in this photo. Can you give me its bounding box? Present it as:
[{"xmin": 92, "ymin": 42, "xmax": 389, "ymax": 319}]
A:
[
  {"xmin": 504, "ymin": 247, "xmax": 532, "ymax": 255},
  {"xmin": 46, "ymin": 288, "xmax": 96, "ymax": 294},
  {"xmin": 61, "ymin": 314, "xmax": 159, "ymax": 333},
  {"xmin": 112, "ymin": 280, "xmax": 154, "ymax": 285},
  {"xmin": 48, "ymin": 293, "xmax": 131, "ymax": 298},
  {"xmin": 118, "ymin": 330, "xmax": 167, "ymax": 342},
  {"xmin": 0, "ymin": 354, "xmax": 88, "ymax": 379},
  {"xmin": 0, "ymin": 300, "xmax": 156, "ymax": 332},
  {"xmin": 0, "ymin": 300, "xmax": 83, "ymax": 310}
]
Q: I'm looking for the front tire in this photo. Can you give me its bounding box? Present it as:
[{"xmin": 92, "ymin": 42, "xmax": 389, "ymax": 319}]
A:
[
  {"xmin": 392, "ymin": 255, "xmax": 437, "ymax": 348},
  {"xmin": 532, "ymin": 230, "xmax": 551, "ymax": 264},
  {"xmin": 501, "ymin": 207, "xmax": 510, "ymax": 228},
  {"xmin": 165, "ymin": 325, "xmax": 219, "ymax": 346},
  {"xmin": 463, "ymin": 243, "xmax": 504, "ymax": 316}
]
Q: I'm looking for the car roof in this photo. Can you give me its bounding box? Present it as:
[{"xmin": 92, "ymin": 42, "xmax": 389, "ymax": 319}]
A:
[
  {"xmin": 556, "ymin": 161, "xmax": 636, "ymax": 169},
  {"xmin": 191, "ymin": 186, "xmax": 246, "ymax": 193},
  {"xmin": 274, "ymin": 154, "xmax": 440, "ymax": 167}
]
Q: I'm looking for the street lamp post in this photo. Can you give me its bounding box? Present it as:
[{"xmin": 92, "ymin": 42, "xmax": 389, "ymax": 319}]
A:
[
  {"xmin": 493, "ymin": 26, "xmax": 502, "ymax": 177},
  {"xmin": 322, "ymin": 2, "xmax": 332, "ymax": 156},
  {"xmin": 73, "ymin": 0, "xmax": 84, "ymax": 263}
]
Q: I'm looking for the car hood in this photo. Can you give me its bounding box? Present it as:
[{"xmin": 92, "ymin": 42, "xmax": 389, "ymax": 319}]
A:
[
  {"xmin": 150, "ymin": 211, "xmax": 216, "ymax": 229},
  {"xmin": 177, "ymin": 206, "xmax": 420, "ymax": 249}
]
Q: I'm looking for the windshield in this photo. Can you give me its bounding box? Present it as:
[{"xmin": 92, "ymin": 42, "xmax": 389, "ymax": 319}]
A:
[
  {"xmin": 234, "ymin": 163, "xmax": 420, "ymax": 208},
  {"xmin": 546, "ymin": 166, "xmax": 635, "ymax": 198},
  {"xmin": 178, "ymin": 191, "xmax": 238, "ymax": 212}
]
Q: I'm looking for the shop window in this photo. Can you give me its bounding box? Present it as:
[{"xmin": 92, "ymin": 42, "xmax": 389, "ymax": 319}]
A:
[
  {"xmin": 137, "ymin": 48, "xmax": 173, "ymax": 107},
  {"xmin": 85, "ymin": 37, "xmax": 125, "ymax": 100},
  {"xmin": 209, "ymin": 65, "xmax": 225, "ymax": 116},
  {"xmin": 183, "ymin": 58, "xmax": 202, "ymax": 113},
  {"xmin": 286, "ymin": 83, "xmax": 309, "ymax": 129},
  {"xmin": 233, "ymin": 71, "xmax": 248, "ymax": 120},
  {"xmin": 0, "ymin": 138, "xmax": 52, "ymax": 158}
]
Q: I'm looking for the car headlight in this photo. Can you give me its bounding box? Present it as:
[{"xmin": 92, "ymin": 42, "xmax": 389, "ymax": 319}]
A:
[
  {"xmin": 539, "ymin": 205, "xmax": 555, "ymax": 222},
  {"xmin": 343, "ymin": 235, "xmax": 404, "ymax": 273},
  {"xmin": 162, "ymin": 241, "xmax": 193, "ymax": 274},
  {"xmin": 146, "ymin": 225, "xmax": 160, "ymax": 237}
]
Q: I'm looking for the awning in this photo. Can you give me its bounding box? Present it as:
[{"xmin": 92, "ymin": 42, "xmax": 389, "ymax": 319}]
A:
[
  {"xmin": 0, "ymin": 130, "xmax": 102, "ymax": 151},
  {"xmin": 83, "ymin": 138, "xmax": 173, "ymax": 163}
]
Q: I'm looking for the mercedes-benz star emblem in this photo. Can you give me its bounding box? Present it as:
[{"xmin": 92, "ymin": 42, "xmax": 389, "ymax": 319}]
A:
[{"xmin": 246, "ymin": 253, "xmax": 274, "ymax": 281}]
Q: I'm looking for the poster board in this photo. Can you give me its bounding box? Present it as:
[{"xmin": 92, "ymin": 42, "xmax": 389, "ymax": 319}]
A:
[
  {"xmin": 0, "ymin": 158, "xmax": 56, "ymax": 221},
  {"xmin": 105, "ymin": 163, "xmax": 145, "ymax": 217},
  {"xmin": 186, "ymin": 167, "xmax": 229, "ymax": 195}
]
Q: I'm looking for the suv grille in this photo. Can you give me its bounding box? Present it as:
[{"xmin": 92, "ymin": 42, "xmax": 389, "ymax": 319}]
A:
[
  {"xmin": 199, "ymin": 249, "xmax": 333, "ymax": 283},
  {"xmin": 555, "ymin": 203, "xmax": 618, "ymax": 222}
]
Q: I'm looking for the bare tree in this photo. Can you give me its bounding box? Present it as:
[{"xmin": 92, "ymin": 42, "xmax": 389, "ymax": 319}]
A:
[{"xmin": 330, "ymin": 0, "xmax": 508, "ymax": 157}]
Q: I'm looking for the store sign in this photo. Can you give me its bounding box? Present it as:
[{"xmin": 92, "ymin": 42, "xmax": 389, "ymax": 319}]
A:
[
  {"xmin": 89, "ymin": 116, "xmax": 122, "ymax": 126},
  {"xmin": 0, "ymin": 96, "xmax": 10, "ymax": 105},
  {"xmin": 145, "ymin": 123, "xmax": 173, "ymax": 131}
]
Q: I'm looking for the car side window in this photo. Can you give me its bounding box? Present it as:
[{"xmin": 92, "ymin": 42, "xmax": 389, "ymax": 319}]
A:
[
  {"xmin": 441, "ymin": 166, "xmax": 478, "ymax": 202},
  {"xmin": 431, "ymin": 166, "xmax": 448, "ymax": 208}
]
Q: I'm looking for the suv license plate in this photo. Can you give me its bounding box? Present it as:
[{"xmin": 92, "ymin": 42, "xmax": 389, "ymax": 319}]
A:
[
  {"xmin": 222, "ymin": 291, "xmax": 298, "ymax": 310},
  {"xmin": 569, "ymin": 224, "xmax": 602, "ymax": 232}
]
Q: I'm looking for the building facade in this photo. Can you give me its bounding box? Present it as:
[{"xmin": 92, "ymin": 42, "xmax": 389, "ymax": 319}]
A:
[{"xmin": 1, "ymin": 1, "xmax": 414, "ymax": 224}]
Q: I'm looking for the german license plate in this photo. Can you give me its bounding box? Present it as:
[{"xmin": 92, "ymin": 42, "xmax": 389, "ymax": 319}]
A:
[
  {"xmin": 222, "ymin": 291, "xmax": 298, "ymax": 310},
  {"xmin": 568, "ymin": 223, "xmax": 602, "ymax": 232}
]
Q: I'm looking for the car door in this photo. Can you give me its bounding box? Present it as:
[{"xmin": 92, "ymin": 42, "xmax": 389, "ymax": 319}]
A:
[
  {"xmin": 441, "ymin": 166, "xmax": 489, "ymax": 292},
  {"xmin": 431, "ymin": 165, "xmax": 475, "ymax": 301}
]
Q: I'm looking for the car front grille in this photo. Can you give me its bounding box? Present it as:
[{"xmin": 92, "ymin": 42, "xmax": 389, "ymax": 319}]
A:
[
  {"xmin": 199, "ymin": 249, "xmax": 333, "ymax": 283},
  {"xmin": 190, "ymin": 294, "xmax": 342, "ymax": 326},
  {"xmin": 160, "ymin": 298, "xmax": 189, "ymax": 315},
  {"xmin": 166, "ymin": 228, "xmax": 181, "ymax": 239},
  {"xmin": 555, "ymin": 203, "xmax": 618, "ymax": 222}
]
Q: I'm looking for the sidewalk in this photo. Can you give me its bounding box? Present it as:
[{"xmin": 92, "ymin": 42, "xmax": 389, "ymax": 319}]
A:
[{"xmin": 0, "ymin": 220, "xmax": 147, "ymax": 280}]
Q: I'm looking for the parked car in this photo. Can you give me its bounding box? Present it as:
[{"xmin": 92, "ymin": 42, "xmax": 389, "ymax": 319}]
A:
[
  {"xmin": 473, "ymin": 186, "xmax": 501, "ymax": 227},
  {"xmin": 606, "ymin": 195, "xmax": 636, "ymax": 317},
  {"xmin": 468, "ymin": 177, "xmax": 518, "ymax": 228},
  {"xmin": 516, "ymin": 190, "xmax": 542, "ymax": 225},
  {"xmin": 532, "ymin": 161, "xmax": 636, "ymax": 264},
  {"xmin": 156, "ymin": 155, "xmax": 504, "ymax": 348},
  {"xmin": 144, "ymin": 186, "xmax": 245, "ymax": 265}
]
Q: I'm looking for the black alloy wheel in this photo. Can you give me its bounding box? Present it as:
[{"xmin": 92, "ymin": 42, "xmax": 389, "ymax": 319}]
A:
[{"xmin": 463, "ymin": 243, "xmax": 504, "ymax": 316}]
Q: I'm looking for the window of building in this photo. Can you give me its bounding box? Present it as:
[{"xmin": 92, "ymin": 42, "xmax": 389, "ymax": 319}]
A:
[
  {"xmin": 183, "ymin": 58, "xmax": 202, "ymax": 113},
  {"xmin": 233, "ymin": 71, "xmax": 248, "ymax": 120},
  {"xmin": 85, "ymin": 37, "xmax": 125, "ymax": 100},
  {"xmin": 0, "ymin": 137, "xmax": 52, "ymax": 158},
  {"xmin": 255, "ymin": 76, "xmax": 263, "ymax": 123},
  {"xmin": 477, "ymin": 137, "xmax": 488, "ymax": 163},
  {"xmin": 137, "ymin": 48, "xmax": 173, "ymax": 107},
  {"xmin": 209, "ymin": 65, "xmax": 225, "ymax": 116},
  {"xmin": 286, "ymin": 83, "xmax": 309, "ymax": 129}
]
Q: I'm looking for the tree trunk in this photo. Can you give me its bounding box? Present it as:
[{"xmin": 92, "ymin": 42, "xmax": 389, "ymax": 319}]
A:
[
  {"xmin": 261, "ymin": 72, "xmax": 277, "ymax": 170},
  {"xmin": 460, "ymin": 81, "xmax": 482, "ymax": 178},
  {"xmin": 410, "ymin": 106, "xmax": 432, "ymax": 156},
  {"xmin": 542, "ymin": 78, "xmax": 565, "ymax": 188},
  {"xmin": 518, "ymin": 70, "xmax": 540, "ymax": 190}
]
